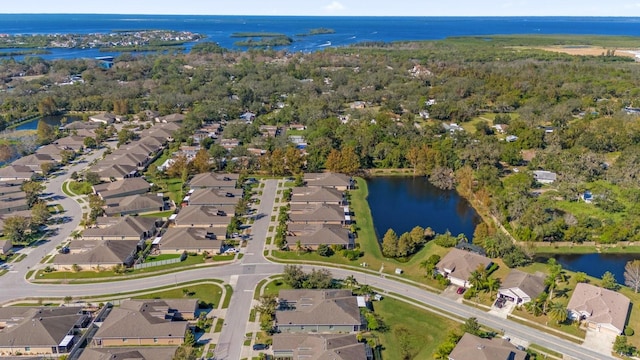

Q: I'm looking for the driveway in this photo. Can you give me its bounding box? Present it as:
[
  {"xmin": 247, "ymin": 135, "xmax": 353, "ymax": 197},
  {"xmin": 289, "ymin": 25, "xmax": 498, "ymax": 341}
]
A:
[
  {"xmin": 488, "ymin": 299, "xmax": 516, "ymax": 319},
  {"xmin": 582, "ymin": 328, "xmax": 616, "ymax": 355}
]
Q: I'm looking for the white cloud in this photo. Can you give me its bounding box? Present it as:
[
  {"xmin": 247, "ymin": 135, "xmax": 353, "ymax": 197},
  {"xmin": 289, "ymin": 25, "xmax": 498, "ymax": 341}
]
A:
[{"xmin": 325, "ymin": 1, "xmax": 345, "ymax": 12}]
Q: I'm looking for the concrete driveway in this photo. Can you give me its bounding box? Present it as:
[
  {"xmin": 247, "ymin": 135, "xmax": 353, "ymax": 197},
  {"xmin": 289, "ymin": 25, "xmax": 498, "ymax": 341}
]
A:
[{"xmin": 582, "ymin": 328, "xmax": 616, "ymax": 355}]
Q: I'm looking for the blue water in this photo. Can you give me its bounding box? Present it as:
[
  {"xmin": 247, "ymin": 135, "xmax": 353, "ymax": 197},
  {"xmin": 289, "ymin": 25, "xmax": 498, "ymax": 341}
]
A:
[
  {"xmin": 1, "ymin": 15, "xmax": 640, "ymax": 60},
  {"xmin": 366, "ymin": 177, "xmax": 480, "ymax": 241}
]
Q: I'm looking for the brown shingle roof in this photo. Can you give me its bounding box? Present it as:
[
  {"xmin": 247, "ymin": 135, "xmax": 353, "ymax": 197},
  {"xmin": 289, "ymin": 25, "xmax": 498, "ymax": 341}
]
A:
[
  {"xmin": 304, "ymin": 173, "xmax": 352, "ymax": 188},
  {"xmin": 437, "ymin": 248, "xmax": 492, "ymax": 283},
  {"xmin": 187, "ymin": 188, "xmax": 241, "ymax": 206},
  {"xmin": 499, "ymin": 269, "xmax": 545, "ymax": 300},
  {"xmin": 273, "ymin": 333, "xmax": 367, "ymax": 360},
  {"xmin": 93, "ymin": 300, "xmax": 189, "ymax": 341},
  {"xmin": 174, "ymin": 205, "xmax": 233, "ymax": 227},
  {"xmin": 93, "ymin": 178, "xmax": 150, "ymax": 199},
  {"xmin": 79, "ymin": 347, "xmax": 178, "ymax": 360},
  {"xmin": 188, "ymin": 173, "xmax": 238, "ymax": 189},
  {"xmin": 104, "ymin": 194, "xmax": 164, "ymax": 216},
  {"xmin": 291, "ymin": 186, "xmax": 344, "ymax": 204},
  {"xmin": 159, "ymin": 227, "xmax": 224, "ymax": 251},
  {"xmin": 82, "ymin": 216, "xmax": 157, "ymax": 239},
  {"xmin": 53, "ymin": 240, "xmax": 138, "ymax": 265},
  {"xmin": 567, "ymin": 283, "xmax": 630, "ymax": 333},
  {"xmin": 289, "ymin": 204, "xmax": 345, "ymax": 223},
  {"xmin": 286, "ymin": 225, "xmax": 352, "ymax": 248},
  {"xmin": 449, "ymin": 333, "xmax": 528, "ymax": 360}
]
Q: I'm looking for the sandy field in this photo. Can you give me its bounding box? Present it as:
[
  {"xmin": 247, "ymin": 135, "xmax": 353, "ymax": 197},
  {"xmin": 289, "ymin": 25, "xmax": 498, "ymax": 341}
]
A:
[{"xmin": 534, "ymin": 46, "xmax": 640, "ymax": 59}]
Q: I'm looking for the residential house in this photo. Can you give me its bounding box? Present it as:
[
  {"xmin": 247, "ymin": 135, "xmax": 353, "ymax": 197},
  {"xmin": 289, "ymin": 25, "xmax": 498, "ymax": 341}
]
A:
[
  {"xmin": 64, "ymin": 121, "xmax": 100, "ymax": 131},
  {"xmin": 11, "ymin": 153, "xmax": 58, "ymax": 173},
  {"xmin": 291, "ymin": 186, "xmax": 345, "ymax": 206},
  {"xmin": 506, "ymin": 135, "xmax": 519, "ymax": 142},
  {"xmin": 289, "ymin": 203, "xmax": 348, "ymax": 225},
  {"xmin": 498, "ymin": 270, "xmax": 546, "ymax": 305},
  {"xmin": 240, "ymin": 112, "xmax": 256, "ymax": 123},
  {"xmin": 52, "ymin": 240, "xmax": 139, "ymax": 270},
  {"xmin": 89, "ymin": 163, "xmax": 138, "ymax": 182},
  {"xmin": 157, "ymin": 227, "xmax": 225, "ymax": 255},
  {"xmin": 185, "ymin": 188, "xmax": 242, "ymax": 207},
  {"xmin": 104, "ymin": 194, "xmax": 165, "ymax": 216},
  {"xmin": 220, "ymin": 138, "xmax": 241, "ymax": 151},
  {"xmin": 275, "ymin": 289, "xmax": 364, "ymax": 333},
  {"xmin": 173, "ymin": 205, "xmax": 233, "ymax": 228},
  {"xmin": 93, "ymin": 178, "xmax": 151, "ymax": 200},
  {"xmin": 272, "ymin": 333, "xmax": 371, "ymax": 360},
  {"xmin": 288, "ymin": 123, "xmax": 306, "ymax": 131},
  {"xmin": 35, "ymin": 144, "xmax": 71, "ymax": 162},
  {"xmin": 259, "ymin": 125, "xmax": 280, "ymax": 137},
  {"xmin": 189, "ymin": 173, "xmax": 238, "ymax": 190},
  {"xmin": 0, "ymin": 165, "xmax": 34, "ymax": 181},
  {"xmin": 286, "ymin": 224, "xmax": 354, "ymax": 250},
  {"xmin": 349, "ymin": 101, "xmax": 366, "ymax": 109},
  {"xmin": 0, "ymin": 180, "xmax": 25, "ymax": 196},
  {"xmin": 567, "ymin": 283, "xmax": 631, "ymax": 334},
  {"xmin": 0, "ymin": 239, "xmax": 11, "ymax": 255},
  {"xmin": 448, "ymin": 333, "xmax": 528, "ymax": 360},
  {"xmin": 54, "ymin": 136, "xmax": 86, "ymax": 151},
  {"xmin": 89, "ymin": 113, "xmax": 116, "ymax": 124},
  {"xmin": 82, "ymin": 216, "xmax": 158, "ymax": 242},
  {"xmin": 532, "ymin": 170, "xmax": 557, "ymax": 184},
  {"xmin": 103, "ymin": 152, "xmax": 149, "ymax": 169},
  {"xmin": 304, "ymin": 173, "xmax": 353, "ymax": 190},
  {"xmin": 92, "ymin": 299, "xmax": 193, "ymax": 347},
  {"xmin": 0, "ymin": 307, "xmax": 89, "ymax": 356},
  {"xmin": 79, "ymin": 347, "xmax": 178, "ymax": 360},
  {"xmin": 141, "ymin": 109, "xmax": 161, "ymax": 121},
  {"xmin": 0, "ymin": 191, "xmax": 29, "ymax": 214},
  {"xmin": 436, "ymin": 248, "xmax": 493, "ymax": 288},
  {"xmin": 156, "ymin": 113, "xmax": 185, "ymax": 123}
]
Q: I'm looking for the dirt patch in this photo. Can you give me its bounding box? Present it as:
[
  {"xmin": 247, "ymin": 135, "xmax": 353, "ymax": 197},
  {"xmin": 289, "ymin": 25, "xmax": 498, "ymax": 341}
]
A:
[
  {"xmin": 533, "ymin": 46, "xmax": 639, "ymax": 58},
  {"xmin": 521, "ymin": 149, "xmax": 537, "ymax": 162}
]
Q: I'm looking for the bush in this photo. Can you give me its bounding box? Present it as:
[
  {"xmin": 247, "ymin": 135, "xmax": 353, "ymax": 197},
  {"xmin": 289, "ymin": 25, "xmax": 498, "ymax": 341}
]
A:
[
  {"xmin": 317, "ymin": 244, "xmax": 334, "ymax": 257},
  {"xmin": 342, "ymin": 249, "xmax": 363, "ymax": 261},
  {"xmin": 625, "ymin": 327, "xmax": 635, "ymax": 336}
]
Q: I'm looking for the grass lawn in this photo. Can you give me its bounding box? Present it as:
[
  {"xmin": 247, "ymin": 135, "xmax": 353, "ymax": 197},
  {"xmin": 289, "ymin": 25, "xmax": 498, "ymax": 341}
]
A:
[
  {"xmin": 68, "ymin": 181, "xmax": 93, "ymax": 195},
  {"xmin": 61, "ymin": 182, "xmax": 74, "ymax": 197},
  {"xmin": 139, "ymin": 210, "xmax": 175, "ymax": 218},
  {"xmin": 262, "ymin": 277, "xmax": 293, "ymax": 297},
  {"xmin": 372, "ymin": 297, "xmax": 460, "ymax": 359},
  {"xmin": 146, "ymin": 254, "xmax": 182, "ymax": 261},
  {"xmin": 35, "ymin": 254, "xmax": 205, "ymax": 280},
  {"xmin": 134, "ymin": 283, "xmax": 223, "ymax": 308}
]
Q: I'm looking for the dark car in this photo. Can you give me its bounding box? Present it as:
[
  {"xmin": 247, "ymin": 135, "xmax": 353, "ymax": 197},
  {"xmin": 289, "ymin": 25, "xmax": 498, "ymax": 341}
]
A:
[
  {"xmin": 252, "ymin": 343, "xmax": 268, "ymax": 351},
  {"xmin": 495, "ymin": 298, "xmax": 506, "ymax": 308},
  {"xmin": 456, "ymin": 287, "xmax": 466, "ymax": 295}
]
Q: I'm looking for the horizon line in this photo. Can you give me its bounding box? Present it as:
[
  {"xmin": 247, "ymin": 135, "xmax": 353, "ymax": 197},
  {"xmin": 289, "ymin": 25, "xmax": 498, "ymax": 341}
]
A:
[{"xmin": 1, "ymin": 13, "xmax": 640, "ymax": 18}]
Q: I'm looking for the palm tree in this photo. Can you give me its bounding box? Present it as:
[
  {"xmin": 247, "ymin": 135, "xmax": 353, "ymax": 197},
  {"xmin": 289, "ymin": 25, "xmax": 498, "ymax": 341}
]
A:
[
  {"xmin": 524, "ymin": 299, "xmax": 544, "ymax": 317},
  {"xmin": 486, "ymin": 277, "xmax": 501, "ymax": 299},
  {"xmin": 343, "ymin": 275, "xmax": 359, "ymax": 289},
  {"xmin": 548, "ymin": 302, "xmax": 567, "ymax": 324},
  {"xmin": 358, "ymin": 284, "xmax": 373, "ymax": 296}
]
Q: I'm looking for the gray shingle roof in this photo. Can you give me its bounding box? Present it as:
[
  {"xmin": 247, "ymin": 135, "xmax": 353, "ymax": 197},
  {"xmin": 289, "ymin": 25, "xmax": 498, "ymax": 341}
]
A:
[
  {"xmin": 79, "ymin": 347, "xmax": 178, "ymax": 360},
  {"xmin": 567, "ymin": 283, "xmax": 630, "ymax": 333},
  {"xmin": 499, "ymin": 269, "xmax": 545, "ymax": 300},
  {"xmin": 437, "ymin": 248, "xmax": 492, "ymax": 282},
  {"xmin": 174, "ymin": 205, "xmax": 233, "ymax": 227},
  {"xmin": 291, "ymin": 186, "xmax": 344, "ymax": 204},
  {"xmin": 0, "ymin": 307, "xmax": 86, "ymax": 347},
  {"xmin": 93, "ymin": 178, "xmax": 150, "ymax": 199},
  {"xmin": 276, "ymin": 290, "xmax": 361, "ymax": 328},
  {"xmin": 82, "ymin": 216, "xmax": 157, "ymax": 239},
  {"xmin": 159, "ymin": 227, "xmax": 224, "ymax": 251},
  {"xmin": 273, "ymin": 333, "xmax": 367, "ymax": 360},
  {"xmin": 53, "ymin": 240, "xmax": 138, "ymax": 265},
  {"xmin": 188, "ymin": 173, "xmax": 238, "ymax": 189}
]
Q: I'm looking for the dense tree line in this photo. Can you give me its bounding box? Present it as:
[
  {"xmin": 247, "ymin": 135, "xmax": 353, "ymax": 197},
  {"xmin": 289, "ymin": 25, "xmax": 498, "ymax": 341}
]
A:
[{"xmin": 2, "ymin": 36, "xmax": 640, "ymax": 244}]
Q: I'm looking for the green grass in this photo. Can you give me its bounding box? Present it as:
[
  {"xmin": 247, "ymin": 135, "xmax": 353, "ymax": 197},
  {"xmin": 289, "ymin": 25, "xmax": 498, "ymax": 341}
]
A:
[
  {"xmin": 222, "ymin": 284, "xmax": 233, "ymax": 308},
  {"xmin": 12, "ymin": 254, "xmax": 26, "ymax": 262},
  {"xmin": 34, "ymin": 254, "xmax": 205, "ymax": 281},
  {"xmin": 68, "ymin": 181, "xmax": 93, "ymax": 195},
  {"xmin": 248, "ymin": 308, "xmax": 257, "ymax": 322},
  {"xmin": 261, "ymin": 277, "xmax": 293, "ymax": 297},
  {"xmin": 61, "ymin": 182, "xmax": 74, "ymax": 197},
  {"xmin": 134, "ymin": 283, "xmax": 223, "ymax": 307},
  {"xmin": 214, "ymin": 318, "xmax": 224, "ymax": 332},
  {"xmin": 139, "ymin": 210, "xmax": 175, "ymax": 218},
  {"xmin": 372, "ymin": 297, "xmax": 460, "ymax": 359},
  {"xmin": 146, "ymin": 254, "xmax": 182, "ymax": 261},
  {"xmin": 528, "ymin": 344, "xmax": 563, "ymax": 359}
]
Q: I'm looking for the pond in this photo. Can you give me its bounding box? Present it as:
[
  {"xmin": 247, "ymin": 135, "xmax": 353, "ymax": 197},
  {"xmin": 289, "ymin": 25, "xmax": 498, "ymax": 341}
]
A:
[
  {"xmin": 14, "ymin": 115, "xmax": 80, "ymax": 131},
  {"xmin": 539, "ymin": 253, "xmax": 640, "ymax": 284},
  {"xmin": 365, "ymin": 176, "xmax": 481, "ymax": 240},
  {"xmin": 365, "ymin": 176, "xmax": 637, "ymax": 281}
]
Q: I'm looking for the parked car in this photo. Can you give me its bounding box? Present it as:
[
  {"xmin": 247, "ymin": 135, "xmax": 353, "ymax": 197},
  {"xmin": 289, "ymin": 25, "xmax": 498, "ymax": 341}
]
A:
[
  {"xmin": 495, "ymin": 297, "xmax": 506, "ymax": 308},
  {"xmin": 456, "ymin": 287, "xmax": 466, "ymax": 295},
  {"xmin": 252, "ymin": 343, "xmax": 268, "ymax": 350},
  {"xmin": 224, "ymin": 248, "xmax": 239, "ymax": 254}
]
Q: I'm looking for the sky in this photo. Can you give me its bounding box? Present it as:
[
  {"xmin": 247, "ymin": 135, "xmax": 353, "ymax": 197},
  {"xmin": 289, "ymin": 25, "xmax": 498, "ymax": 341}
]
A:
[{"xmin": 4, "ymin": 0, "xmax": 640, "ymax": 17}]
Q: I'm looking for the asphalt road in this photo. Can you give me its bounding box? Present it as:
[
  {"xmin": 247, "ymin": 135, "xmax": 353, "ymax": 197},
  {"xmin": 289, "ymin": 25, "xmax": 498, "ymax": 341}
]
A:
[{"xmin": 0, "ymin": 173, "xmax": 615, "ymax": 360}]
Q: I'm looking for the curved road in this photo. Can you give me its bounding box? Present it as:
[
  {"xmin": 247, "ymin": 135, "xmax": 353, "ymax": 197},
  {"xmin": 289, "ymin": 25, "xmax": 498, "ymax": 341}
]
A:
[{"xmin": 1, "ymin": 175, "xmax": 614, "ymax": 360}]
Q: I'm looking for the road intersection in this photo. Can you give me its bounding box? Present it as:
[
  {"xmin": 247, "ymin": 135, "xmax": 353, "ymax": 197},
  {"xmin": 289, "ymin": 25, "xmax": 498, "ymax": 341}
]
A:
[{"xmin": 0, "ymin": 168, "xmax": 616, "ymax": 360}]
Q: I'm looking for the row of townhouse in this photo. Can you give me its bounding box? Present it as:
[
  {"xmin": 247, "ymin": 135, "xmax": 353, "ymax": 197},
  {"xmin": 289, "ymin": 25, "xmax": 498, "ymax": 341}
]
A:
[
  {"xmin": 286, "ymin": 172, "xmax": 354, "ymax": 251},
  {"xmin": 0, "ymin": 299, "xmax": 196, "ymax": 359},
  {"xmin": 271, "ymin": 289, "xmax": 373, "ymax": 360}
]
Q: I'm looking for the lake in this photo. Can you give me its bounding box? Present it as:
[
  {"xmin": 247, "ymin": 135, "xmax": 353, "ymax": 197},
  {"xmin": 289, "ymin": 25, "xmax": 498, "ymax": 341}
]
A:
[
  {"xmin": 540, "ymin": 253, "xmax": 640, "ymax": 284},
  {"xmin": 13, "ymin": 115, "xmax": 80, "ymax": 131},
  {"xmin": 365, "ymin": 176, "xmax": 481, "ymax": 240},
  {"xmin": 365, "ymin": 176, "xmax": 636, "ymax": 281}
]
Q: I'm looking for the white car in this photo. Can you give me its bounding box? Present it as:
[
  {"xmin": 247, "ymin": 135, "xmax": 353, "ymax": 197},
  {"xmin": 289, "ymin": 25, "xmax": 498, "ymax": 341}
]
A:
[{"xmin": 224, "ymin": 248, "xmax": 240, "ymax": 254}]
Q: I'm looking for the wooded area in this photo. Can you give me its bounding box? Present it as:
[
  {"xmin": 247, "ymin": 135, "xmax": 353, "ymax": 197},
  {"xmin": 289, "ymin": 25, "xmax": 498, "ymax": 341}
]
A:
[{"xmin": 2, "ymin": 35, "xmax": 640, "ymax": 244}]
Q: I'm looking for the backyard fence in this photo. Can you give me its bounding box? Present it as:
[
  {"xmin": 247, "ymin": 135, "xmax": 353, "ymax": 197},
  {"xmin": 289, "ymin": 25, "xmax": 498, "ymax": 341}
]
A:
[{"xmin": 133, "ymin": 253, "xmax": 186, "ymax": 270}]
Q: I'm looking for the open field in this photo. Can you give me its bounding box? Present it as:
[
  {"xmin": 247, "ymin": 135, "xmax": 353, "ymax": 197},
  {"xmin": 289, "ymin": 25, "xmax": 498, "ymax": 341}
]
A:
[{"xmin": 529, "ymin": 46, "xmax": 638, "ymax": 58}]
